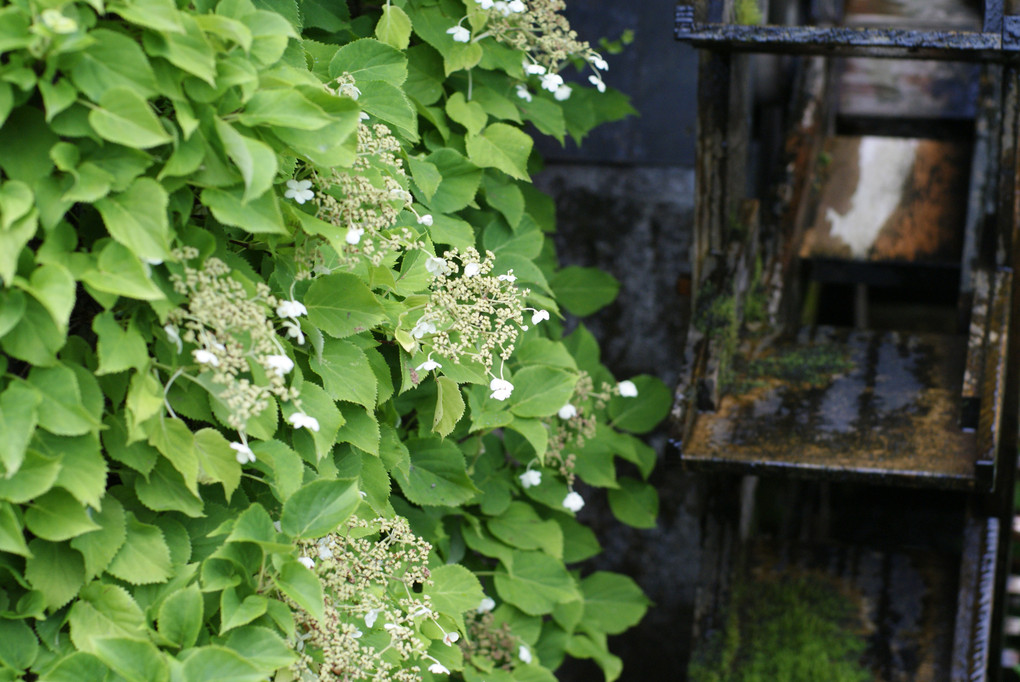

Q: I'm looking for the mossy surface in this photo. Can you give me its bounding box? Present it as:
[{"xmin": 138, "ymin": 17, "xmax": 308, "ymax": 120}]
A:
[
  {"xmin": 688, "ymin": 575, "xmax": 870, "ymax": 682},
  {"xmin": 733, "ymin": 0, "xmax": 763, "ymax": 25},
  {"xmin": 746, "ymin": 343, "xmax": 854, "ymax": 388}
]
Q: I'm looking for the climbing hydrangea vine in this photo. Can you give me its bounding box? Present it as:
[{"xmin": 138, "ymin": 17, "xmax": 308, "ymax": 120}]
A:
[{"xmin": 0, "ymin": 0, "xmax": 671, "ymax": 680}]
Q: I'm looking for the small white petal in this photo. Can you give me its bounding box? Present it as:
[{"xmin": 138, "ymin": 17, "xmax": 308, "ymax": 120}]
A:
[
  {"xmin": 416, "ymin": 359, "xmax": 442, "ymax": 372},
  {"xmin": 524, "ymin": 61, "xmax": 546, "ymax": 75},
  {"xmin": 531, "ymin": 310, "xmax": 550, "ymax": 325},
  {"xmin": 428, "ymin": 663, "xmax": 451, "ymax": 675},
  {"xmin": 508, "ymin": 0, "xmax": 526, "ymax": 11},
  {"xmin": 273, "ymin": 521, "xmax": 282, "ymax": 532},
  {"xmin": 618, "ymin": 380, "xmax": 639, "ymax": 397},
  {"xmin": 192, "ymin": 349, "xmax": 220, "ymax": 367},
  {"xmin": 297, "ymin": 556, "xmax": 315, "ymax": 570},
  {"xmin": 276, "ymin": 300, "xmax": 308, "ymax": 319},
  {"xmin": 425, "ymin": 256, "xmax": 448, "ymax": 275},
  {"xmin": 519, "ymin": 470, "xmax": 541, "ymax": 488},
  {"xmin": 477, "ymin": 597, "xmax": 496, "ymax": 613},
  {"xmin": 230, "ymin": 442, "xmax": 256, "ymax": 464},
  {"xmin": 519, "ymin": 644, "xmax": 533, "ymax": 663},
  {"xmin": 164, "ymin": 324, "xmax": 183, "ymax": 354},
  {"xmin": 591, "ymin": 56, "xmax": 609, "ymax": 71},
  {"xmin": 497, "ymin": 271, "xmax": 517, "ymax": 283},
  {"xmin": 365, "ymin": 609, "xmax": 381, "ymax": 628},
  {"xmin": 515, "ymin": 85, "xmax": 533, "ymax": 102},
  {"xmin": 288, "ymin": 412, "xmax": 321, "ymax": 432},
  {"xmin": 446, "ymin": 25, "xmax": 470, "ymax": 42},
  {"xmin": 351, "ymin": 628, "xmax": 363, "ymax": 639},
  {"xmin": 540, "ymin": 73, "xmax": 564, "ymax": 92},
  {"xmin": 476, "ymin": 0, "xmax": 494, "ymax": 7},
  {"xmin": 489, "ymin": 378, "xmax": 514, "ymax": 401},
  {"xmin": 562, "ymin": 491, "xmax": 585, "ymax": 512},
  {"xmin": 554, "ymin": 84, "xmax": 572, "ymax": 101},
  {"xmin": 443, "ymin": 631, "xmax": 459, "ymax": 645},
  {"xmin": 346, "ymin": 226, "xmax": 364, "ymax": 245},
  {"xmin": 463, "ymin": 262, "xmax": 481, "ymax": 277},
  {"xmin": 418, "ymin": 214, "xmax": 433, "ymax": 226},
  {"xmin": 265, "ymin": 354, "xmax": 294, "ymax": 377},
  {"xmin": 558, "ymin": 403, "xmax": 577, "ymax": 420}
]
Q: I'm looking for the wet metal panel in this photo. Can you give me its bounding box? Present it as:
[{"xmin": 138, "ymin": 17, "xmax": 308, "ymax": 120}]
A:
[
  {"xmin": 682, "ymin": 327, "xmax": 979, "ymax": 488},
  {"xmin": 838, "ymin": 58, "xmax": 980, "ymax": 119},
  {"xmin": 844, "ymin": 0, "xmax": 983, "ymax": 29},
  {"xmin": 800, "ymin": 136, "xmax": 970, "ymax": 263}
]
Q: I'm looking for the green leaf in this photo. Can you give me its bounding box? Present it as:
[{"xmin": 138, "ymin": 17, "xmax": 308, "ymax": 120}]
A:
[
  {"xmin": 566, "ymin": 630, "xmax": 622, "ymax": 682},
  {"xmin": 506, "ymin": 417, "xmax": 548, "ymax": 461},
  {"xmin": 550, "ymin": 266, "xmax": 620, "ymax": 317},
  {"xmin": 357, "ymin": 80, "xmax": 417, "ymax": 140},
  {"xmin": 17, "ymin": 263, "xmax": 76, "ymax": 334},
  {"xmin": 88, "ymin": 88, "xmax": 172, "ymax": 149},
  {"xmin": 135, "ymin": 459, "xmax": 205, "ymax": 517},
  {"xmin": 0, "ymin": 618, "xmax": 38, "ymax": 671},
  {"xmin": 25, "ymin": 488, "xmax": 100, "ymax": 541},
  {"xmin": 25, "ymin": 539, "xmax": 85, "ymax": 611},
  {"xmin": 214, "ymin": 118, "xmax": 278, "ymax": 204},
  {"xmin": 181, "ymin": 645, "xmax": 264, "ymax": 682},
  {"xmin": 274, "ymin": 559, "xmax": 324, "ymax": 622},
  {"xmin": 286, "ymin": 382, "xmax": 343, "ymax": 461},
  {"xmin": 0, "ymin": 382, "xmax": 40, "ymax": 475},
  {"xmin": 37, "ymin": 652, "xmax": 112, "ymax": 682},
  {"xmin": 91, "ymin": 637, "xmax": 168, "ymax": 682},
  {"xmin": 49, "ymin": 433, "xmax": 108, "ymax": 509},
  {"xmin": 580, "ymin": 571, "xmax": 651, "ymax": 635},
  {"xmin": 202, "ymin": 186, "xmax": 288, "ymax": 234},
  {"xmin": 509, "ymin": 367, "xmax": 578, "ymax": 419},
  {"xmin": 446, "ymin": 92, "xmax": 487, "ymax": 137},
  {"xmin": 425, "ymin": 564, "xmax": 484, "ymax": 631},
  {"xmin": 147, "ymin": 417, "xmax": 199, "ymax": 493},
  {"xmin": 82, "ymin": 240, "xmax": 166, "ymax": 301},
  {"xmin": 465, "ymin": 123, "xmax": 533, "ymax": 181},
  {"xmin": 251, "ymin": 440, "xmax": 304, "ymax": 502},
  {"xmin": 220, "ymin": 588, "xmax": 268, "ymax": 633},
  {"xmin": 94, "ymin": 312, "xmax": 149, "ymax": 375},
  {"xmin": 335, "ymin": 404, "xmax": 380, "ymax": 456},
  {"xmin": 143, "ymin": 13, "xmax": 216, "ymax": 85},
  {"xmin": 70, "ymin": 496, "xmax": 127, "ymax": 580},
  {"xmin": 224, "ymin": 626, "xmax": 298, "ymax": 672},
  {"xmin": 305, "ymin": 273, "xmax": 386, "ymax": 338},
  {"xmin": 424, "ymin": 148, "xmax": 482, "ymax": 214},
  {"xmin": 0, "ymin": 207, "xmax": 37, "ymax": 285},
  {"xmin": 607, "ymin": 478, "xmax": 659, "ymax": 529},
  {"xmin": 483, "ymin": 174, "xmax": 525, "ymax": 228},
  {"xmin": 493, "ymin": 550, "xmax": 579, "ymax": 616},
  {"xmin": 329, "ymin": 38, "xmax": 407, "ymax": 84},
  {"xmin": 194, "ymin": 428, "xmax": 243, "ymax": 499},
  {"xmin": 67, "ymin": 29, "xmax": 158, "ymax": 101},
  {"xmin": 408, "ymin": 156, "xmax": 441, "ymax": 201},
  {"xmin": 1, "ymin": 296, "xmax": 62, "ymax": 367},
  {"xmin": 0, "ymin": 502, "xmax": 29, "ymax": 557},
  {"xmin": 106, "ymin": 515, "xmax": 173, "ymax": 584},
  {"xmin": 68, "ymin": 582, "xmax": 147, "ymax": 651},
  {"xmin": 0, "ymin": 288, "xmax": 26, "ymax": 337},
  {"xmin": 157, "ymin": 584, "xmax": 203, "ymax": 649},
  {"xmin": 110, "ymin": 0, "xmax": 185, "ymax": 32},
  {"xmin": 0, "ymin": 450, "xmax": 61, "ymax": 504},
  {"xmin": 94, "ymin": 176, "xmax": 171, "ymax": 263},
  {"xmin": 608, "ymin": 375, "xmax": 671, "ymax": 434},
  {"xmin": 391, "ymin": 438, "xmax": 480, "ymax": 507},
  {"xmin": 488, "ymin": 502, "xmax": 563, "ymax": 559},
  {"xmin": 375, "ymin": 5, "xmax": 412, "ymax": 49},
  {"xmin": 228, "ymin": 504, "xmax": 291, "ymax": 551},
  {"xmin": 310, "ymin": 339, "xmax": 377, "ymax": 409},
  {"xmin": 281, "ymin": 479, "xmax": 360, "ymax": 539},
  {"xmin": 432, "ymin": 376, "xmax": 465, "ymax": 438},
  {"xmin": 239, "ymin": 89, "xmax": 334, "ymax": 129}
]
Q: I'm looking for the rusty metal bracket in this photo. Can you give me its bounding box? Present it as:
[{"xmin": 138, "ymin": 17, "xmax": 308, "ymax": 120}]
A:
[{"xmin": 674, "ymin": 5, "xmax": 1020, "ymax": 62}]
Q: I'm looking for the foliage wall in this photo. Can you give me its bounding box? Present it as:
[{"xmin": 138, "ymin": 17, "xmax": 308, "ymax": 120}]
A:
[{"xmin": 0, "ymin": 0, "xmax": 671, "ymax": 679}]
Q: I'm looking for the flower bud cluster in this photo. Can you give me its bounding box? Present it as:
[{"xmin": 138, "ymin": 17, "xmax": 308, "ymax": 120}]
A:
[
  {"xmin": 289, "ymin": 516, "xmax": 441, "ymax": 682},
  {"xmin": 308, "ymin": 114, "xmax": 425, "ymax": 267},
  {"xmin": 166, "ymin": 250, "xmax": 298, "ymax": 429},
  {"xmin": 460, "ymin": 610, "xmax": 519, "ymax": 672},
  {"xmin": 418, "ymin": 248, "xmax": 529, "ymax": 375}
]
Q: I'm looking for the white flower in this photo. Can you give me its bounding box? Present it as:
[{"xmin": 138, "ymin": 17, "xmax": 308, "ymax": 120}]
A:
[
  {"xmin": 390, "ymin": 188, "xmax": 413, "ymax": 202},
  {"xmin": 540, "ymin": 72, "xmax": 564, "ymax": 92},
  {"xmin": 477, "ymin": 597, "xmax": 496, "ymax": 613},
  {"xmin": 463, "ymin": 262, "xmax": 481, "ymax": 277},
  {"xmin": 519, "ymin": 470, "xmax": 541, "ymax": 488},
  {"xmin": 418, "ymin": 214, "xmax": 434, "ymax": 226},
  {"xmin": 288, "ymin": 412, "xmax": 320, "ymax": 432},
  {"xmin": 277, "ymin": 299, "xmax": 307, "ymax": 319},
  {"xmin": 490, "ymin": 378, "xmax": 514, "ymax": 401},
  {"xmin": 428, "ymin": 663, "xmax": 450, "ymax": 675},
  {"xmin": 410, "ymin": 605, "xmax": 432, "ymax": 618},
  {"xmin": 164, "ymin": 324, "xmax": 183, "ymax": 354},
  {"xmin": 230, "ymin": 442, "xmax": 256, "ymax": 464},
  {"xmin": 524, "ymin": 61, "xmax": 546, "ymax": 75},
  {"xmin": 338, "ymin": 82, "xmax": 361, "ymax": 100},
  {"xmin": 589, "ymin": 75, "xmax": 607, "ymax": 93},
  {"xmin": 283, "ymin": 320, "xmax": 305, "ymax": 345},
  {"xmin": 365, "ymin": 608, "xmax": 381, "ymax": 628},
  {"xmin": 475, "ymin": 0, "xmax": 494, "ymax": 7},
  {"xmin": 273, "ymin": 520, "xmax": 282, "ymax": 532},
  {"xmin": 531, "ymin": 309, "xmax": 550, "ymax": 324},
  {"xmin": 563, "ymin": 491, "xmax": 585, "ymax": 512},
  {"xmin": 41, "ymin": 9, "xmax": 77, "ymax": 33},
  {"xmin": 285, "ymin": 179, "xmax": 314, "ymax": 204},
  {"xmin": 317, "ymin": 544, "xmax": 332, "ymax": 561},
  {"xmin": 426, "ymin": 256, "xmax": 449, "ymax": 275},
  {"xmin": 416, "ymin": 358, "xmax": 442, "ymax": 372},
  {"xmin": 351, "ymin": 628, "xmax": 363, "ymax": 638},
  {"xmin": 193, "ymin": 349, "xmax": 220, "ymax": 367},
  {"xmin": 498, "ymin": 271, "xmax": 517, "ymax": 283},
  {"xmin": 519, "ymin": 644, "xmax": 533, "ymax": 664},
  {"xmin": 447, "ymin": 25, "xmax": 470, "ymax": 42},
  {"xmin": 515, "ymin": 85, "xmax": 533, "ymax": 102},
  {"xmin": 297, "ymin": 556, "xmax": 315, "ymax": 570},
  {"xmin": 508, "ymin": 0, "xmax": 526, "ymax": 12},
  {"xmin": 591, "ymin": 55, "xmax": 609, "ymax": 71},
  {"xmin": 411, "ymin": 319, "xmax": 437, "ymax": 339},
  {"xmin": 558, "ymin": 403, "xmax": 577, "ymax": 420},
  {"xmin": 265, "ymin": 354, "xmax": 294, "ymax": 377},
  {"xmin": 554, "ymin": 84, "xmax": 572, "ymax": 101},
  {"xmin": 618, "ymin": 380, "xmax": 639, "ymax": 397},
  {"xmin": 442, "ymin": 631, "xmax": 459, "ymax": 646},
  {"xmin": 359, "ymin": 111, "xmax": 370, "ymax": 120},
  {"xmin": 493, "ymin": 1, "xmax": 510, "ymax": 14},
  {"xmin": 144, "ymin": 257, "xmax": 163, "ymax": 266},
  {"xmin": 346, "ymin": 225, "xmax": 364, "ymax": 245}
]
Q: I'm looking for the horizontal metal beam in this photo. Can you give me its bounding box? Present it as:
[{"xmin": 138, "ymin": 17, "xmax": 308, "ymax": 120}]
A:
[{"xmin": 675, "ymin": 5, "xmax": 1020, "ymax": 62}]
